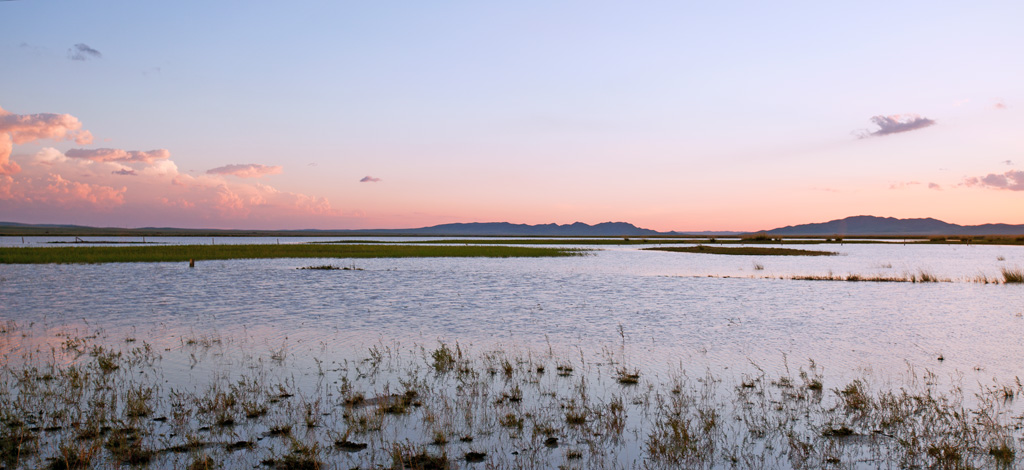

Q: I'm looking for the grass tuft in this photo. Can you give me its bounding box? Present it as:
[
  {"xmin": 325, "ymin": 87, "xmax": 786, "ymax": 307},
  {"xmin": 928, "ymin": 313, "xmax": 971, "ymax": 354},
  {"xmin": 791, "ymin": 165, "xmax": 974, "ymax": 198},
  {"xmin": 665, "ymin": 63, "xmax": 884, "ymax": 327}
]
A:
[{"xmin": 1001, "ymin": 267, "xmax": 1024, "ymax": 284}]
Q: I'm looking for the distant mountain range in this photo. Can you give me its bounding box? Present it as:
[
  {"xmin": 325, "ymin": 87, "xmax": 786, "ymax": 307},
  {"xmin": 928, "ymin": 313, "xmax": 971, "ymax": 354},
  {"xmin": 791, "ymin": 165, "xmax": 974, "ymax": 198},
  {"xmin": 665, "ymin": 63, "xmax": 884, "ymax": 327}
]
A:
[
  {"xmin": 357, "ymin": 222, "xmax": 662, "ymax": 236},
  {"xmin": 2, "ymin": 216, "xmax": 1022, "ymax": 237},
  {"xmin": 764, "ymin": 215, "xmax": 1024, "ymax": 236},
  {"xmin": 0, "ymin": 221, "xmax": 669, "ymax": 237}
]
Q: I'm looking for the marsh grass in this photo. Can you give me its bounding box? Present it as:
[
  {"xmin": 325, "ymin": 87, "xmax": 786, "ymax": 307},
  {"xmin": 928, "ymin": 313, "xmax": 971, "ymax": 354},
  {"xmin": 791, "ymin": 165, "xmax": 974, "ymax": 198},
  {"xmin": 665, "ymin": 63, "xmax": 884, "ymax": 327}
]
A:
[
  {"xmin": 0, "ymin": 244, "xmax": 585, "ymax": 264},
  {"xmin": 786, "ymin": 270, "xmax": 950, "ymax": 283},
  {"xmin": 2, "ymin": 332, "xmax": 1022, "ymax": 469},
  {"xmin": 614, "ymin": 367, "xmax": 640, "ymax": 385},
  {"xmin": 646, "ymin": 245, "xmax": 837, "ymax": 256},
  {"xmin": 298, "ymin": 263, "xmax": 363, "ymax": 271},
  {"xmin": 1001, "ymin": 267, "xmax": 1024, "ymax": 284}
]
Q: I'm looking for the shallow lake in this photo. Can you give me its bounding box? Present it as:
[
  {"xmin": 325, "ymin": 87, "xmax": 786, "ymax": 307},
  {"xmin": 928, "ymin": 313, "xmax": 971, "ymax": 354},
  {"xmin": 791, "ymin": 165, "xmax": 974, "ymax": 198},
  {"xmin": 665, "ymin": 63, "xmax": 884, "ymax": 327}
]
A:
[
  {"xmin": 1, "ymin": 238, "xmax": 1022, "ymax": 468},
  {"xmin": 2, "ymin": 239, "xmax": 1022, "ymax": 383}
]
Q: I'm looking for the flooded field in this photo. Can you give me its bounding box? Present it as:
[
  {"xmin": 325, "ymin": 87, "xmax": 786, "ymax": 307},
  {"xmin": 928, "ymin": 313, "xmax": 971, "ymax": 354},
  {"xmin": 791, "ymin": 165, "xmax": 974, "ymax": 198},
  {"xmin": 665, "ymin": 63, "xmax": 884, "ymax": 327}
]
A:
[{"xmin": 1, "ymin": 239, "xmax": 1023, "ymax": 468}]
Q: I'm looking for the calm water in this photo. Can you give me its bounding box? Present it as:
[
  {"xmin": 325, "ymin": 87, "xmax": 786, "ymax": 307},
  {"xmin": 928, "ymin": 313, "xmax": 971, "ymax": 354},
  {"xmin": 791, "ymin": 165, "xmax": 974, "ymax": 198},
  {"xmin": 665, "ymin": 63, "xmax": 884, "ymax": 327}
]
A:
[{"xmin": 2, "ymin": 239, "xmax": 1022, "ymax": 386}]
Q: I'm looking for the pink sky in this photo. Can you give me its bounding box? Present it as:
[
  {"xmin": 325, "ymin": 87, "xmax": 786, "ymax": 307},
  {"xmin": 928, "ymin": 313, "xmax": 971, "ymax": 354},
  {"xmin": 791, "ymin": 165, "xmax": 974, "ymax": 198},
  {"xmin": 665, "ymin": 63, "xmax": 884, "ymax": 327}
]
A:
[
  {"xmin": 1, "ymin": 103, "xmax": 1022, "ymax": 231},
  {"xmin": 2, "ymin": 3, "xmax": 1022, "ymax": 232}
]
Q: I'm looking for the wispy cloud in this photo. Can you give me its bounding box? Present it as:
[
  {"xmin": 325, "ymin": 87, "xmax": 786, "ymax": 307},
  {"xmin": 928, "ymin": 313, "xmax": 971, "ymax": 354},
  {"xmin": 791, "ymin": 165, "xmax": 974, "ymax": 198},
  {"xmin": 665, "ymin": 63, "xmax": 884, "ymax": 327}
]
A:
[
  {"xmin": 928, "ymin": 182, "xmax": 942, "ymax": 190},
  {"xmin": 67, "ymin": 43, "xmax": 102, "ymax": 61},
  {"xmin": 1003, "ymin": 160, "xmax": 1014, "ymax": 166},
  {"xmin": 112, "ymin": 169, "xmax": 137, "ymax": 176},
  {"xmin": 206, "ymin": 163, "xmax": 283, "ymax": 178},
  {"xmin": 994, "ymin": 99, "xmax": 1008, "ymax": 110},
  {"xmin": 889, "ymin": 181, "xmax": 921, "ymax": 190},
  {"xmin": 66, "ymin": 148, "xmax": 170, "ymax": 163},
  {"xmin": 360, "ymin": 176, "xmax": 381, "ymax": 183},
  {"xmin": 857, "ymin": 114, "xmax": 936, "ymax": 139},
  {"xmin": 964, "ymin": 170, "xmax": 1024, "ymax": 191}
]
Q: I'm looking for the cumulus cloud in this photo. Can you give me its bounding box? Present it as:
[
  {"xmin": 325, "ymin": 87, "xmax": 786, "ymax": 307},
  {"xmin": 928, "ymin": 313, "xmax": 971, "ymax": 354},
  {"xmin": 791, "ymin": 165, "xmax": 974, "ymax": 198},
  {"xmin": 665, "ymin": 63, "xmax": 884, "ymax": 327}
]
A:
[
  {"xmin": 68, "ymin": 43, "xmax": 102, "ymax": 61},
  {"xmin": 0, "ymin": 134, "xmax": 19, "ymax": 175},
  {"xmin": 1, "ymin": 105, "xmax": 344, "ymax": 227},
  {"xmin": 964, "ymin": 170, "xmax": 1024, "ymax": 191},
  {"xmin": 65, "ymin": 148, "xmax": 170, "ymax": 163},
  {"xmin": 857, "ymin": 114, "xmax": 936, "ymax": 138},
  {"xmin": 0, "ymin": 105, "xmax": 93, "ymax": 175},
  {"xmin": 0, "ymin": 173, "xmax": 126, "ymax": 208},
  {"xmin": 31, "ymin": 147, "xmax": 67, "ymax": 166},
  {"xmin": 360, "ymin": 176, "xmax": 382, "ymax": 183},
  {"xmin": 206, "ymin": 163, "xmax": 283, "ymax": 178}
]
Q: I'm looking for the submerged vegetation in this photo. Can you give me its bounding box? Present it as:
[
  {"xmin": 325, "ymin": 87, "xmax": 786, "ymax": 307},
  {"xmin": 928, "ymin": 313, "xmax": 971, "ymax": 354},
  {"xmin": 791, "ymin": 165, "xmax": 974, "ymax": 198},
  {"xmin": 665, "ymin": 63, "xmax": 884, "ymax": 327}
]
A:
[
  {"xmin": 0, "ymin": 244, "xmax": 585, "ymax": 264},
  {"xmin": 1, "ymin": 325, "xmax": 1022, "ymax": 469},
  {"xmin": 645, "ymin": 245, "xmax": 838, "ymax": 256},
  {"xmin": 695, "ymin": 270, "xmax": 1024, "ymax": 284},
  {"xmin": 297, "ymin": 264, "xmax": 363, "ymax": 271},
  {"xmin": 788, "ymin": 270, "xmax": 949, "ymax": 283}
]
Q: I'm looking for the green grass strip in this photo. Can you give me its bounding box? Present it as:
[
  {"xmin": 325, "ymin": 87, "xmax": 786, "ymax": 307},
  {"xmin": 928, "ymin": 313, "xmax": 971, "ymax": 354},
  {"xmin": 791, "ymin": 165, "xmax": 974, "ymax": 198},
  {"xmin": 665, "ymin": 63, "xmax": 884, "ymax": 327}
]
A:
[
  {"xmin": 0, "ymin": 244, "xmax": 586, "ymax": 264},
  {"xmin": 644, "ymin": 245, "xmax": 836, "ymax": 256},
  {"xmin": 317, "ymin": 239, "xmax": 704, "ymax": 245}
]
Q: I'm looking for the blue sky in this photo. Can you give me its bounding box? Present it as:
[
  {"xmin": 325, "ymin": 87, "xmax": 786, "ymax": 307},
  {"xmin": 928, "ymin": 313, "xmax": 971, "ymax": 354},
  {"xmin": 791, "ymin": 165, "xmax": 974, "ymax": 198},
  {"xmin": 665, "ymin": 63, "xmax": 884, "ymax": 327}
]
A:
[{"xmin": 1, "ymin": 1, "xmax": 1021, "ymax": 230}]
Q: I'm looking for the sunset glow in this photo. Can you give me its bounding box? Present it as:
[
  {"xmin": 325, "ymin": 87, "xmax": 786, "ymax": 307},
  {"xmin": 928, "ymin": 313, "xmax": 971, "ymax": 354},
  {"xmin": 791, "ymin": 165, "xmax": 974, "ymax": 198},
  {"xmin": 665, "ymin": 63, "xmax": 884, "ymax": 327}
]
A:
[{"xmin": 1, "ymin": 2, "xmax": 1021, "ymax": 231}]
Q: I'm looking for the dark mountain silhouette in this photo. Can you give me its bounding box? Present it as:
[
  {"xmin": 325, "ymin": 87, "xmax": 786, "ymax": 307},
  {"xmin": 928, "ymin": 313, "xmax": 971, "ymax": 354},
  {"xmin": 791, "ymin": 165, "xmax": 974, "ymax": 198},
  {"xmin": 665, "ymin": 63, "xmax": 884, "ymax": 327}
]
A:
[
  {"xmin": 0, "ymin": 221, "xmax": 662, "ymax": 237},
  {"xmin": 3, "ymin": 216, "xmax": 1021, "ymax": 237},
  {"xmin": 368, "ymin": 221, "xmax": 662, "ymax": 236},
  {"xmin": 764, "ymin": 215, "xmax": 1024, "ymax": 236}
]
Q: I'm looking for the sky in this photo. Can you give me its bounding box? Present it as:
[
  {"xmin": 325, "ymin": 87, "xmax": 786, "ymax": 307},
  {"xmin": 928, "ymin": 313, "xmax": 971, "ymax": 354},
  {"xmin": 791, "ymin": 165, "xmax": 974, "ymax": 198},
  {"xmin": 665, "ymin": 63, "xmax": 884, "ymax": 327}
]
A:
[{"xmin": 1, "ymin": 1, "xmax": 1022, "ymax": 232}]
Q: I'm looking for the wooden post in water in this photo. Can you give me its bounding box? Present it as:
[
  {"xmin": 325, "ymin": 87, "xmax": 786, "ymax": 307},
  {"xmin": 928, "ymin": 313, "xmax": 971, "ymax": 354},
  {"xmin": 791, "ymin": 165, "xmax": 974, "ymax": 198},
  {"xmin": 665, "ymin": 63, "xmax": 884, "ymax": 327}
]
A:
[{"xmin": 189, "ymin": 258, "xmax": 195, "ymax": 268}]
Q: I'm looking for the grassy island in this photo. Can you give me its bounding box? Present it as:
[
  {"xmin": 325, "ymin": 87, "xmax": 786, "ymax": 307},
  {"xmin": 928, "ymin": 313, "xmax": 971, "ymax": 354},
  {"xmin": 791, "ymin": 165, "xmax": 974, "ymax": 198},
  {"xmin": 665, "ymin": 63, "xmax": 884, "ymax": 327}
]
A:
[
  {"xmin": 0, "ymin": 244, "xmax": 586, "ymax": 264},
  {"xmin": 644, "ymin": 245, "xmax": 837, "ymax": 256}
]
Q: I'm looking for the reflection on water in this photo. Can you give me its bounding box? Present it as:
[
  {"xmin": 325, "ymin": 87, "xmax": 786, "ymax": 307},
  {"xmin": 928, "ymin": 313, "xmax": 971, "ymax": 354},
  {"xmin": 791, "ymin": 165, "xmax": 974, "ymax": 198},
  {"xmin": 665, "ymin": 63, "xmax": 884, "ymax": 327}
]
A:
[
  {"xmin": 2, "ymin": 242, "xmax": 1022, "ymax": 381},
  {"xmin": 2, "ymin": 241, "xmax": 1024, "ymax": 468}
]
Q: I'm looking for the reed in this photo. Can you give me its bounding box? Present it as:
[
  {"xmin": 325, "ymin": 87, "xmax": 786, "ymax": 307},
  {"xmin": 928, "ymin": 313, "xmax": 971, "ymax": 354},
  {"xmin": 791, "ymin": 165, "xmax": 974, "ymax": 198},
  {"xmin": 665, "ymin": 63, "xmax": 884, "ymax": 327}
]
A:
[{"xmin": 2, "ymin": 331, "xmax": 1021, "ymax": 469}]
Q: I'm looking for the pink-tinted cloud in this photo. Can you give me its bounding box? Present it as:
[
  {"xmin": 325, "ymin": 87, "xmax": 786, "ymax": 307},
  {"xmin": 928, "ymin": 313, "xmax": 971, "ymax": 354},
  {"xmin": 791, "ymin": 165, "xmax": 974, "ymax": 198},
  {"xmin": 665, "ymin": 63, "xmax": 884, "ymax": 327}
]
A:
[
  {"xmin": 994, "ymin": 100, "xmax": 1008, "ymax": 110},
  {"xmin": 45, "ymin": 174, "xmax": 125, "ymax": 205},
  {"xmin": 65, "ymin": 148, "xmax": 170, "ymax": 163},
  {"xmin": 1002, "ymin": 160, "xmax": 1014, "ymax": 166},
  {"xmin": 3, "ymin": 146, "xmax": 342, "ymax": 225},
  {"xmin": 0, "ymin": 172, "xmax": 126, "ymax": 208},
  {"xmin": 889, "ymin": 181, "xmax": 921, "ymax": 190},
  {"xmin": 206, "ymin": 163, "xmax": 283, "ymax": 178},
  {"xmin": 0, "ymin": 106, "xmax": 93, "ymax": 145},
  {"xmin": 964, "ymin": 170, "xmax": 1024, "ymax": 191},
  {"xmin": 857, "ymin": 114, "xmax": 936, "ymax": 139},
  {"xmin": 360, "ymin": 176, "xmax": 382, "ymax": 183},
  {"xmin": 0, "ymin": 134, "xmax": 19, "ymax": 175},
  {"xmin": 1, "ymin": 105, "xmax": 345, "ymax": 228},
  {"xmin": 928, "ymin": 182, "xmax": 942, "ymax": 190},
  {"xmin": 0, "ymin": 105, "xmax": 93, "ymax": 175}
]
